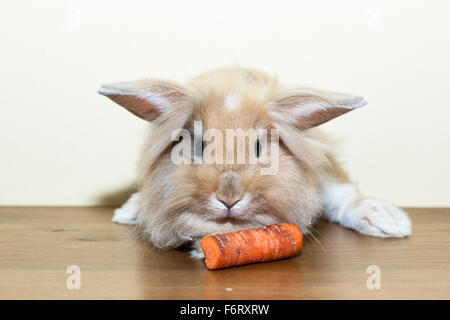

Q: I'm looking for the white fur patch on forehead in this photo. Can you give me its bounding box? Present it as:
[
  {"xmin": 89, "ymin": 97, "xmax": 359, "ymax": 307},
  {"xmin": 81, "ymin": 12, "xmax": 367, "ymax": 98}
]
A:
[{"xmin": 224, "ymin": 92, "xmax": 242, "ymax": 111}]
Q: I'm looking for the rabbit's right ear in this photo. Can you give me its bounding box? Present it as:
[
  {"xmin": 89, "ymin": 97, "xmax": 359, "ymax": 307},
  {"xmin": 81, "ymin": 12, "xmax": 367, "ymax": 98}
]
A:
[
  {"xmin": 98, "ymin": 79, "xmax": 192, "ymax": 122},
  {"xmin": 268, "ymin": 88, "xmax": 366, "ymax": 130}
]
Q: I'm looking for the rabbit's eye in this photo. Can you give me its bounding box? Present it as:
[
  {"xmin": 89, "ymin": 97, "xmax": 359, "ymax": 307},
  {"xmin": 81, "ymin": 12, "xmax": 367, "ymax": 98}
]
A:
[{"xmin": 255, "ymin": 140, "xmax": 261, "ymax": 158}]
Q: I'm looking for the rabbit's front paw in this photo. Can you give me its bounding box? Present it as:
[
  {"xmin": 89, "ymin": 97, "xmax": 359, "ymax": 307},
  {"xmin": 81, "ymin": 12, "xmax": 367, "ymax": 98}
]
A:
[
  {"xmin": 189, "ymin": 239, "xmax": 205, "ymax": 259},
  {"xmin": 349, "ymin": 198, "xmax": 412, "ymax": 238},
  {"xmin": 112, "ymin": 192, "xmax": 140, "ymax": 225},
  {"xmin": 189, "ymin": 249, "xmax": 205, "ymax": 259}
]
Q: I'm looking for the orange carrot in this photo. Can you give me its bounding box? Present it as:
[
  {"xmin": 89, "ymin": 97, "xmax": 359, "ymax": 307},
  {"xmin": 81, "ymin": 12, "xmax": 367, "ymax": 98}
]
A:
[{"xmin": 201, "ymin": 223, "xmax": 303, "ymax": 270}]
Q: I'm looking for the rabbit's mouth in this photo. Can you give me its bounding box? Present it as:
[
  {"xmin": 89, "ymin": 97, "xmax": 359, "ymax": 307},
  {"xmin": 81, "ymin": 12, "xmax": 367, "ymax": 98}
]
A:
[{"xmin": 206, "ymin": 193, "xmax": 253, "ymax": 220}]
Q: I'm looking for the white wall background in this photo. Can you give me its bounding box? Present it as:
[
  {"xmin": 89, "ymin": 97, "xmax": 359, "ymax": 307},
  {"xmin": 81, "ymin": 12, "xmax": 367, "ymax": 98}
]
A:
[{"xmin": 1, "ymin": 0, "xmax": 449, "ymax": 206}]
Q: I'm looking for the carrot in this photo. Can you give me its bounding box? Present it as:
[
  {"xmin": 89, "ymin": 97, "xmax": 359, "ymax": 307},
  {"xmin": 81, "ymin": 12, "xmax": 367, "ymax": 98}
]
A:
[{"xmin": 201, "ymin": 222, "xmax": 303, "ymax": 270}]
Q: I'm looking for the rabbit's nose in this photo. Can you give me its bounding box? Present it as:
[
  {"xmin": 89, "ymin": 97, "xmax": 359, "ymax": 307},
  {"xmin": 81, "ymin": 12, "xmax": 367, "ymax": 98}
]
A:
[
  {"xmin": 218, "ymin": 170, "xmax": 244, "ymax": 197},
  {"xmin": 217, "ymin": 198, "xmax": 242, "ymax": 211}
]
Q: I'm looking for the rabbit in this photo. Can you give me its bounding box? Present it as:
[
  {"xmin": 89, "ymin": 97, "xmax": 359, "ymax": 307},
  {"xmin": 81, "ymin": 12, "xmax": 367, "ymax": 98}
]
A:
[{"xmin": 98, "ymin": 67, "xmax": 411, "ymax": 258}]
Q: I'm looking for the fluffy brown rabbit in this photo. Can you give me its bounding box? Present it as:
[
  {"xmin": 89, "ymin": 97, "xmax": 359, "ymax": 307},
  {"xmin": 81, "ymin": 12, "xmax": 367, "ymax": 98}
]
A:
[{"xmin": 98, "ymin": 67, "xmax": 411, "ymax": 258}]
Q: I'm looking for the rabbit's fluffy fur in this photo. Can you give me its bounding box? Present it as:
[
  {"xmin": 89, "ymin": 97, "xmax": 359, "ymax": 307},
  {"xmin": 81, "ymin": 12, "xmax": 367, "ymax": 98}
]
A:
[{"xmin": 100, "ymin": 67, "xmax": 411, "ymax": 255}]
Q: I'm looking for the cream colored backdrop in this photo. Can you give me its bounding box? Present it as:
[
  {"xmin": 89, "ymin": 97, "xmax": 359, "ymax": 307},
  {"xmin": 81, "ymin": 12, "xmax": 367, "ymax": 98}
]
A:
[{"xmin": 1, "ymin": 0, "xmax": 449, "ymax": 206}]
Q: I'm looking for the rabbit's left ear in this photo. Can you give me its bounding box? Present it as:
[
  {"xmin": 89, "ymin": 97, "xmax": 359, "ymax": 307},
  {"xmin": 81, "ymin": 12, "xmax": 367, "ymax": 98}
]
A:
[
  {"xmin": 268, "ymin": 88, "xmax": 367, "ymax": 130},
  {"xmin": 98, "ymin": 79, "xmax": 192, "ymax": 122}
]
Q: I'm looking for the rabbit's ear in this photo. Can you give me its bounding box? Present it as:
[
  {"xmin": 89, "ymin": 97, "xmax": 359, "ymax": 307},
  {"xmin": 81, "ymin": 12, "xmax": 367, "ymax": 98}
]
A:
[
  {"xmin": 98, "ymin": 79, "xmax": 192, "ymax": 122},
  {"xmin": 269, "ymin": 88, "xmax": 366, "ymax": 130}
]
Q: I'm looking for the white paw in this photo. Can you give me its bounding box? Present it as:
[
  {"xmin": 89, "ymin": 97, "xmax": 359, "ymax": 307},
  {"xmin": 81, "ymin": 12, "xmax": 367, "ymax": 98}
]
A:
[
  {"xmin": 346, "ymin": 198, "xmax": 412, "ymax": 238},
  {"xmin": 189, "ymin": 249, "xmax": 205, "ymax": 259},
  {"xmin": 112, "ymin": 192, "xmax": 140, "ymax": 225}
]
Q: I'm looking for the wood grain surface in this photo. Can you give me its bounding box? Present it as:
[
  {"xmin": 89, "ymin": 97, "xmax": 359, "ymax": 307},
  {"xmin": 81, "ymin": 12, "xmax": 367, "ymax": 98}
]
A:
[{"xmin": 0, "ymin": 207, "xmax": 449, "ymax": 299}]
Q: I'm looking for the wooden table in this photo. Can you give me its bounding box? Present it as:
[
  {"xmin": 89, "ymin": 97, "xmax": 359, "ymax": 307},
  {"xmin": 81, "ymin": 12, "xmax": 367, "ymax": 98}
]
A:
[{"xmin": 0, "ymin": 207, "xmax": 449, "ymax": 299}]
